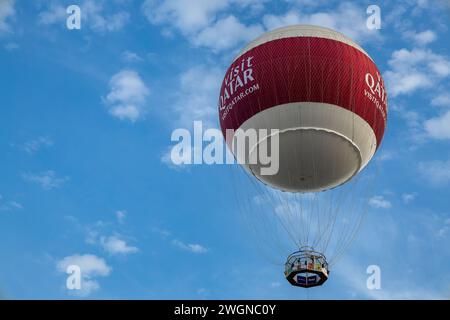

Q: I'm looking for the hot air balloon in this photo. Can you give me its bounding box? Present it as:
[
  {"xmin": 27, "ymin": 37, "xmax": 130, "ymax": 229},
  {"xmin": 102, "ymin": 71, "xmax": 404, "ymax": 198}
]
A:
[{"xmin": 219, "ymin": 25, "xmax": 388, "ymax": 288}]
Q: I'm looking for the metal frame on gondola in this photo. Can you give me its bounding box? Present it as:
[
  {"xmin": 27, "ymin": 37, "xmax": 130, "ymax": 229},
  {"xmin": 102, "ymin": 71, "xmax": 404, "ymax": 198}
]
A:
[{"xmin": 284, "ymin": 246, "xmax": 329, "ymax": 288}]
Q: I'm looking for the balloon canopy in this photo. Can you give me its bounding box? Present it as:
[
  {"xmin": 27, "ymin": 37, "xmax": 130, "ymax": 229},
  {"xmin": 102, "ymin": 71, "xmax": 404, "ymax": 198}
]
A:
[{"xmin": 219, "ymin": 25, "xmax": 387, "ymax": 192}]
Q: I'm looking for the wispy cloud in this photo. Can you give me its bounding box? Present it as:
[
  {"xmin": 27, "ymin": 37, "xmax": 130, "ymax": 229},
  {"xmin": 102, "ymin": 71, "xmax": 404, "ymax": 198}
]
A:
[
  {"xmin": 70, "ymin": 212, "xmax": 139, "ymax": 256},
  {"xmin": 116, "ymin": 210, "xmax": 127, "ymax": 223},
  {"xmin": 0, "ymin": 0, "xmax": 15, "ymax": 34},
  {"xmin": 402, "ymin": 193, "xmax": 417, "ymax": 204},
  {"xmin": 144, "ymin": 1, "xmax": 380, "ymax": 52},
  {"xmin": 82, "ymin": 0, "xmax": 129, "ymax": 33},
  {"xmin": 425, "ymin": 110, "xmax": 450, "ymax": 140},
  {"xmin": 369, "ymin": 195, "xmax": 392, "ymax": 209},
  {"xmin": 192, "ymin": 15, "xmax": 263, "ymax": 52},
  {"xmin": 21, "ymin": 170, "xmax": 69, "ymax": 190},
  {"xmin": 152, "ymin": 226, "xmax": 207, "ymax": 253},
  {"xmin": 100, "ymin": 235, "xmax": 139, "ymax": 255},
  {"xmin": 104, "ymin": 70, "xmax": 150, "ymax": 122},
  {"xmin": 335, "ymin": 257, "xmax": 444, "ymax": 300},
  {"xmin": 390, "ymin": 103, "xmax": 425, "ymax": 144},
  {"xmin": 159, "ymin": 64, "xmax": 222, "ymax": 169},
  {"xmin": 121, "ymin": 50, "xmax": 143, "ymax": 63},
  {"xmin": 20, "ymin": 136, "xmax": 53, "ymax": 154},
  {"xmin": 38, "ymin": 3, "xmax": 66, "ymax": 26},
  {"xmin": 151, "ymin": 227, "xmax": 171, "ymax": 239},
  {"xmin": 39, "ymin": 0, "xmax": 129, "ymax": 33},
  {"xmin": 142, "ymin": 0, "xmax": 265, "ymax": 52},
  {"xmin": 56, "ymin": 254, "xmax": 111, "ymax": 296},
  {"xmin": 172, "ymin": 239, "xmax": 209, "ymax": 254},
  {"xmin": 142, "ymin": 0, "xmax": 230, "ymax": 34},
  {"xmin": 0, "ymin": 195, "xmax": 23, "ymax": 212},
  {"xmin": 431, "ymin": 93, "xmax": 450, "ymax": 107},
  {"xmin": 385, "ymin": 48, "xmax": 450, "ymax": 97},
  {"xmin": 376, "ymin": 150, "xmax": 396, "ymax": 162},
  {"xmin": 172, "ymin": 65, "xmax": 222, "ymax": 127},
  {"xmin": 402, "ymin": 29, "xmax": 437, "ymax": 46},
  {"xmin": 436, "ymin": 218, "xmax": 450, "ymax": 238},
  {"xmin": 263, "ymin": 2, "xmax": 380, "ymax": 43},
  {"xmin": 419, "ymin": 160, "xmax": 450, "ymax": 185}
]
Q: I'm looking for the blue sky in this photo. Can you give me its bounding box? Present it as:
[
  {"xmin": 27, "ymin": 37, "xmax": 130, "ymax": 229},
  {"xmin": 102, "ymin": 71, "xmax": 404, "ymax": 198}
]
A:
[{"xmin": 0, "ymin": 0, "xmax": 450, "ymax": 299}]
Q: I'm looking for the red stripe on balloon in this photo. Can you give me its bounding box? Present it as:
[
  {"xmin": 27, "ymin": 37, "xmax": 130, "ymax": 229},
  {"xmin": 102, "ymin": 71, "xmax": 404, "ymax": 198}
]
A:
[{"xmin": 218, "ymin": 36, "xmax": 387, "ymax": 147}]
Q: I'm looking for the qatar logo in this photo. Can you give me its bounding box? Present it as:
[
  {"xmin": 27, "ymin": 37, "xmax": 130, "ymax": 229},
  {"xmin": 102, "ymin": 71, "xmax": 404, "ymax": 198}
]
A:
[
  {"xmin": 365, "ymin": 71, "xmax": 388, "ymax": 123},
  {"xmin": 219, "ymin": 56, "xmax": 260, "ymax": 120}
]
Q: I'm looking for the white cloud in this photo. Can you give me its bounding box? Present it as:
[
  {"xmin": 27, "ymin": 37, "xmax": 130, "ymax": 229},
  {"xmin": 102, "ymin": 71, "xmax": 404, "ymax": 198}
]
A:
[
  {"xmin": 39, "ymin": 0, "xmax": 129, "ymax": 32},
  {"xmin": 403, "ymin": 30, "xmax": 437, "ymax": 46},
  {"xmin": 100, "ymin": 236, "xmax": 139, "ymax": 255},
  {"xmin": 81, "ymin": 216, "xmax": 139, "ymax": 255},
  {"xmin": 437, "ymin": 218, "xmax": 450, "ymax": 238},
  {"xmin": 38, "ymin": 4, "xmax": 66, "ymax": 25},
  {"xmin": 193, "ymin": 15, "xmax": 263, "ymax": 52},
  {"xmin": 419, "ymin": 160, "xmax": 450, "ymax": 185},
  {"xmin": 85, "ymin": 227, "xmax": 100, "ymax": 245},
  {"xmin": 104, "ymin": 70, "xmax": 150, "ymax": 122},
  {"xmin": 385, "ymin": 48, "xmax": 450, "ymax": 97},
  {"xmin": 0, "ymin": 0, "xmax": 15, "ymax": 34},
  {"xmin": 369, "ymin": 195, "xmax": 392, "ymax": 209},
  {"xmin": 160, "ymin": 64, "xmax": 223, "ymax": 169},
  {"xmin": 0, "ymin": 195, "xmax": 23, "ymax": 212},
  {"xmin": 402, "ymin": 193, "xmax": 417, "ymax": 204},
  {"xmin": 376, "ymin": 150, "xmax": 395, "ymax": 162},
  {"xmin": 235, "ymin": 0, "xmax": 269, "ymax": 12},
  {"xmin": 83, "ymin": 1, "xmax": 129, "ymax": 33},
  {"xmin": 387, "ymin": 72, "xmax": 431, "ymax": 97},
  {"xmin": 263, "ymin": 3, "xmax": 379, "ymax": 43},
  {"xmin": 57, "ymin": 254, "xmax": 111, "ymax": 276},
  {"xmin": 172, "ymin": 239, "xmax": 209, "ymax": 254},
  {"xmin": 263, "ymin": 11, "xmax": 302, "ymax": 30},
  {"xmin": 390, "ymin": 103, "xmax": 426, "ymax": 144},
  {"xmin": 57, "ymin": 254, "xmax": 111, "ymax": 296},
  {"xmin": 431, "ymin": 93, "xmax": 450, "ymax": 107},
  {"xmin": 335, "ymin": 257, "xmax": 444, "ymax": 299},
  {"xmin": 152, "ymin": 226, "xmax": 171, "ymax": 238},
  {"xmin": 425, "ymin": 110, "xmax": 450, "ymax": 139},
  {"xmin": 284, "ymin": 0, "xmax": 330, "ymax": 6},
  {"xmin": 142, "ymin": 0, "xmax": 229, "ymax": 34},
  {"xmin": 21, "ymin": 170, "xmax": 69, "ymax": 190},
  {"xmin": 173, "ymin": 65, "xmax": 222, "ymax": 127},
  {"xmin": 116, "ymin": 210, "xmax": 126, "ymax": 223},
  {"xmin": 142, "ymin": 0, "xmax": 267, "ymax": 32},
  {"xmin": 142, "ymin": 0, "xmax": 265, "ymax": 52},
  {"xmin": 21, "ymin": 136, "xmax": 53, "ymax": 154},
  {"xmin": 121, "ymin": 50, "xmax": 143, "ymax": 63}
]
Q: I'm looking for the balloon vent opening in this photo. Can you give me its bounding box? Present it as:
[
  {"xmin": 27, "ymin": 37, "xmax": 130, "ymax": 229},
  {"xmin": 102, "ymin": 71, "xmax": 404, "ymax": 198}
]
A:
[{"xmin": 284, "ymin": 248, "xmax": 329, "ymax": 288}]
